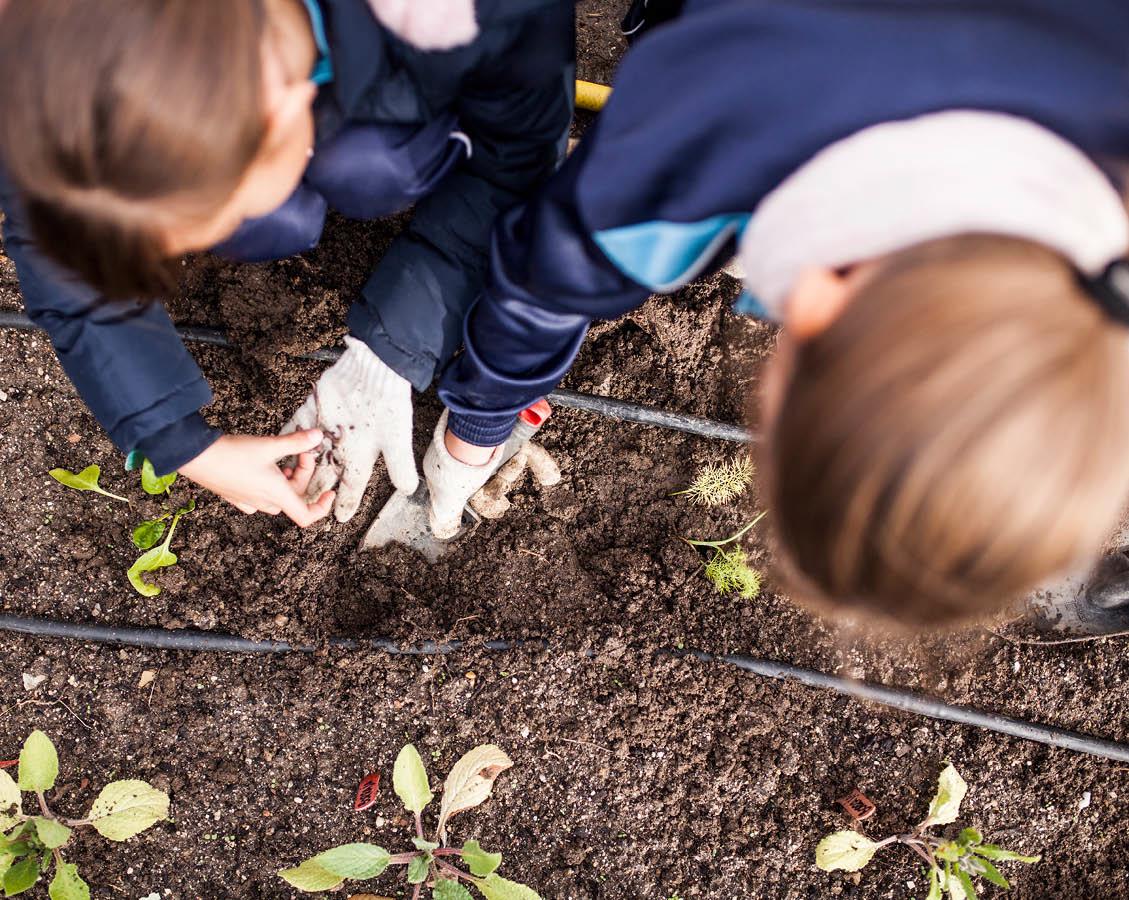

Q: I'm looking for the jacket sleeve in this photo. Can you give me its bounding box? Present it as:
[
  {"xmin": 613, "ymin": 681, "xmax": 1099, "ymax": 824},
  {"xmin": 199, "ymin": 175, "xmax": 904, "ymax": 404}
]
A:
[
  {"xmin": 438, "ymin": 132, "xmax": 652, "ymax": 446},
  {"xmin": 346, "ymin": 3, "xmax": 576, "ymax": 392},
  {"xmin": 0, "ymin": 175, "xmax": 220, "ymax": 475}
]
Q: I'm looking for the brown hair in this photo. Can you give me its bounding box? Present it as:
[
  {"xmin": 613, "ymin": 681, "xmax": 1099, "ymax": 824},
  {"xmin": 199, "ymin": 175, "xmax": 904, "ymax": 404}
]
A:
[
  {"xmin": 0, "ymin": 0, "xmax": 267, "ymax": 300},
  {"xmin": 763, "ymin": 235, "xmax": 1129, "ymax": 627}
]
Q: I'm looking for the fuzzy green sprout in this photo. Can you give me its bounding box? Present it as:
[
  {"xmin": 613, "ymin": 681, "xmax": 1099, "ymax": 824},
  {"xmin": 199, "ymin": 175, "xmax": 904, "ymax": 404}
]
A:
[
  {"xmin": 280, "ymin": 744, "xmax": 542, "ymax": 900},
  {"xmin": 816, "ymin": 764, "xmax": 1040, "ymax": 899},
  {"xmin": 672, "ymin": 457, "xmax": 753, "ymax": 507},
  {"xmin": 1, "ymin": 730, "xmax": 169, "ymax": 899},
  {"xmin": 49, "ymin": 456, "xmax": 195, "ymax": 596},
  {"xmin": 684, "ymin": 512, "xmax": 766, "ymax": 600}
]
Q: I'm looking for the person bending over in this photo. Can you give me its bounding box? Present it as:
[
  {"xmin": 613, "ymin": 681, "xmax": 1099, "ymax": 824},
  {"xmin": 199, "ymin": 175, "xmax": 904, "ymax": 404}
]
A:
[
  {"xmin": 428, "ymin": 0, "xmax": 1129, "ymax": 627},
  {"xmin": 0, "ymin": 0, "xmax": 573, "ymax": 525}
]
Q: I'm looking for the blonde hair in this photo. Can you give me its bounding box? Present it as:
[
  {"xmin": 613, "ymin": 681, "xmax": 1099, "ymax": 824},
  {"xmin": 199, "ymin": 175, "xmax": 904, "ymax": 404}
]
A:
[{"xmin": 763, "ymin": 234, "xmax": 1129, "ymax": 627}]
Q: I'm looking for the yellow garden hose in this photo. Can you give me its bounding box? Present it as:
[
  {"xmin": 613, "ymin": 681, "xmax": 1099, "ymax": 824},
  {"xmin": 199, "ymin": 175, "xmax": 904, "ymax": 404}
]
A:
[{"xmin": 575, "ymin": 79, "xmax": 612, "ymax": 112}]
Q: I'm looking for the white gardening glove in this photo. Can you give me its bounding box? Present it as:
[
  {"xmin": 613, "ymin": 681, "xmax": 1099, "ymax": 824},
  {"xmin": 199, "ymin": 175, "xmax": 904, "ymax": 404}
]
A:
[
  {"xmin": 424, "ymin": 410, "xmax": 507, "ymax": 539},
  {"xmin": 282, "ymin": 336, "xmax": 418, "ymax": 522},
  {"xmin": 470, "ymin": 442, "xmax": 561, "ymax": 519}
]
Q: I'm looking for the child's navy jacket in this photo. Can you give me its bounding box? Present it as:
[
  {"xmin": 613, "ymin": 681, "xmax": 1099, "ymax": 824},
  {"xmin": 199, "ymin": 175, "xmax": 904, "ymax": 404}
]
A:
[
  {"xmin": 0, "ymin": 0, "xmax": 573, "ymax": 472},
  {"xmin": 439, "ymin": 0, "xmax": 1129, "ymax": 446}
]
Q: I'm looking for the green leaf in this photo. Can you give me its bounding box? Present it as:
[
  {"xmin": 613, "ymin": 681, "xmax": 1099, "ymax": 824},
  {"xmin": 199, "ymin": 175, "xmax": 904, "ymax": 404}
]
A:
[
  {"xmin": 955, "ymin": 868, "xmax": 978, "ymax": 900},
  {"xmin": 434, "ymin": 879, "xmax": 475, "ymax": 900},
  {"xmin": 176, "ymin": 498, "xmax": 196, "ymax": 516},
  {"xmin": 922, "ymin": 763, "xmax": 967, "ymax": 827},
  {"xmin": 0, "ymin": 772, "xmax": 20, "ymax": 831},
  {"xmin": 814, "ymin": 831, "xmax": 879, "ymax": 872},
  {"xmin": 971, "ymin": 844, "xmax": 1041, "ymax": 864},
  {"xmin": 48, "ymin": 466, "xmax": 129, "ymax": 503},
  {"xmin": 462, "ymin": 840, "xmax": 502, "ymax": 877},
  {"xmin": 130, "ymin": 519, "xmax": 167, "ymax": 550},
  {"xmin": 412, "ymin": 837, "xmax": 440, "ymax": 852},
  {"xmin": 127, "ymin": 544, "xmax": 178, "ymax": 597},
  {"xmin": 407, "ymin": 854, "xmax": 430, "ymax": 884},
  {"xmin": 935, "ymin": 841, "xmax": 961, "ymax": 862},
  {"xmin": 31, "ymin": 819, "xmax": 70, "ymax": 850},
  {"xmin": 18, "ymin": 731, "xmax": 58, "ymax": 792},
  {"xmin": 3, "ymin": 856, "xmax": 39, "ymax": 896},
  {"xmin": 393, "ymin": 745, "xmax": 433, "ymax": 815},
  {"xmin": 47, "ymin": 864, "xmax": 89, "ymax": 900},
  {"xmin": 958, "ymin": 827, "xmax": 982, "ymax": 847},
  {"xmin": 311, "ymin": 844, "xmax": 390, "ymax": 880},
  {"xmin": 474, "ymin": 873, "xmax": 542, "ymax": 900},
  {"xmin": 926, "ymin": 865, "xmax": 942, "ymax": 900},
  {"xmin": 87, "ymin": 780, "xmax": 169, "ymax": 841},
  {"xmin": 140, "ymin": 459, "xmax": 177, "ymax": 495},
  {"xmin": 278, "ymin": 858, "xmax": 343, "ymax": 893},
  {"xmin": 976, "ymin": 859, "xmax": 1010, "ymax": 889}
]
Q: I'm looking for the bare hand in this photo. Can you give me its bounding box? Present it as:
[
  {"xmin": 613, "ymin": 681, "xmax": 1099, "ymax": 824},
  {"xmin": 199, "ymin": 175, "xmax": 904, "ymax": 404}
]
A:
[{"xmin": 180, "ymin": 431, "xmax": 336, "ymax": 526}]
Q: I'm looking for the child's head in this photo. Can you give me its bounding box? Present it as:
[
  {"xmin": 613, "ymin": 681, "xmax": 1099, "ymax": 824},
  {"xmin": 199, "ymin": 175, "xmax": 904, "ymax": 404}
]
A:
[
  {"xmin": 0, "ymin": 0, "xmax": 318, "ymax": 298},
  {"xmin": 762, "ymin": 235, "xmax": 1129, "ymax": 627}
]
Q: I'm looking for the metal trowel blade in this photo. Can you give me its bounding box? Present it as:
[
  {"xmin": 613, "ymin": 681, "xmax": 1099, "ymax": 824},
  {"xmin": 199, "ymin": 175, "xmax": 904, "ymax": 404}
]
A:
[
  {"xmin": 361, "ymin": 483, "xmax": 477, "ymax": 564},
  {"xmin": 1014, "ymin": 551, "xmax": 1129, "ymax": 642}
]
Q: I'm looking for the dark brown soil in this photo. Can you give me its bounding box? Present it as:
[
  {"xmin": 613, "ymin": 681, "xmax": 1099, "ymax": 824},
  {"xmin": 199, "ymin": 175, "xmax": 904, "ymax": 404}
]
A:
[{"xmin": 2, "ymin": 3, "xmax": 1129, "ymax": 899}]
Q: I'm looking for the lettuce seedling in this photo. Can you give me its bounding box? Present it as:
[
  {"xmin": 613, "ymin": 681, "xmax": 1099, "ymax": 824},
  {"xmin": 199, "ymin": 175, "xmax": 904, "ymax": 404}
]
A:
[
  {"xmin": 128, "ymin": 500, "xmax": 194, "ymax": 597},
  {"xmin": 280, "ymin": 744, "xmax": 543, "ymax": 900},
  {"xmin": 816, "ymin": 763, "xmax": 1040, "ymax": 899},
  {"xmin": 139, "ymin": 459, "xmax": 176, "ymax": 496},
  {"xmin": 1, "ymin": 730, "xmax": 169, "ymax": 898},
  {"xmin": 683, "ymin": 511, "xmax": 766, "ymax": 600},
  {"xmin": 48, "ymin": 466, "xmax": 129, "ymax": 504},
  {"xmin": 49, "ymin": 457, "xmax": 195, "ymax": 596}
]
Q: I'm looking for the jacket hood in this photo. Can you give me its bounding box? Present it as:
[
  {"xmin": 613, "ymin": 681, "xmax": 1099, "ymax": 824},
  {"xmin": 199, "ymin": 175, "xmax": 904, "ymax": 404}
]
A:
[{"xmin": 366, "ymin": 0, "xmax": 479, "ymax": 50}]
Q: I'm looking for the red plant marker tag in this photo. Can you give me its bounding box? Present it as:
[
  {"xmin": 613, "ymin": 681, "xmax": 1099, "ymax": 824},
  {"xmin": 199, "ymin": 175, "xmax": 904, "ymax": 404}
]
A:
[
  {"xmin": 0, "ymin": 760, "xmax": 16, "ymax": 769},
  {"xmin": 354, "ymin": 773, "xmax": 381, "ymax": 811},
  {"xmin": 836, "ymin": 787, "xmax": 877, "ymax": 822}
]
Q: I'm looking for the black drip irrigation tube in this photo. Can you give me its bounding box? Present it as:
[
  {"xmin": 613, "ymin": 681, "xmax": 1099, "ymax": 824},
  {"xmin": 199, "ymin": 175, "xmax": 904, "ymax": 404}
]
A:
[
  {"xmin": 4, "ymin": 614, "xmax": 1129, "ymax": 764},
  {"xmin": 0, "ymin": 310, "xmax": 751, "ymax": 443}
]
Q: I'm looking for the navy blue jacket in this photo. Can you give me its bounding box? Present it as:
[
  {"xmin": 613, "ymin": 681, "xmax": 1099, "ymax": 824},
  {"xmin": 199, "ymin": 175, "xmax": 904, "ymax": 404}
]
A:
[
  {"xmin": 440, "ymin": 0, "xmax": 1129, "ymax": 446},
  {"xmin": 0, "ymin": 0, "xmax": 573, "ymax": 473}
]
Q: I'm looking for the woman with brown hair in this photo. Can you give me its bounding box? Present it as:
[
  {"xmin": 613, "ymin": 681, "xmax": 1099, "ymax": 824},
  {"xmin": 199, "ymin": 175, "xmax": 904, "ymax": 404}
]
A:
[{"xmin": 0, "ymin": 0, "xmax": 574, "ymax": 525}]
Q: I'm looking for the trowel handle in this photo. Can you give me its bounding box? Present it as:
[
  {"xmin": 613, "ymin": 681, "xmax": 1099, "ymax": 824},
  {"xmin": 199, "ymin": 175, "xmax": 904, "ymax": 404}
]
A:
[{"xmin": 500, "ymin": 399, "xmax": 552, "ymax": 465}]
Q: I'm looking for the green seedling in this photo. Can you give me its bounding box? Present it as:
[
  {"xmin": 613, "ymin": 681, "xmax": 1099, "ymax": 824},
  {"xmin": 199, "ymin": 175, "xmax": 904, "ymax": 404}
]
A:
[
  {"xmin": 139, "ymin": 459, "xmax": 176, "ymax": 496},
  {"xmin": 1, "ymin": 730, "xmax": 169, "ymax": 899},
  {"xmin": 47, "ymin": 466, "xmax": 129, "ymax": 504},
  {"xmin": 672, "ymin": 457, "xmax": 753, "ymax": 507},
  {"xmin": 816, "ymin": 763, "xmax": 1040, "ymax": 899},
  {"xmin": 684, "ymin": 512, "xmax": 766, "ymax": 600},
  {"xmin": 49, "ymin": 457, "xmax": 195, "ymax": 596},
  {"xmin": 280, "ymin": 744, "xmax": 543, "ymax": 900},
  {"xmin": 128, "ymin": 500, "xmax": 194, "ymax": 597}
]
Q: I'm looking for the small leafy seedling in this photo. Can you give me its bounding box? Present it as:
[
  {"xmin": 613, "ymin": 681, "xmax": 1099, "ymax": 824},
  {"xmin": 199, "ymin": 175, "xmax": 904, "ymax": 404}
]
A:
[
  {"xmin": 128, "ymin": 500, "xmax": 195, "ymax": 597},
  {"xmin": 816, "ymin": 763, "xmax": 1040, "ymax": 899},
  {"xmin": 0, "ymin": 730, "xmax": 169, "ymax": 898},
  {"xmin": 48, "ymin": 466, "xmax": 129, "ymax": 505},
  {"xmin": 672, "ymin": 457, "xmax": 753, "ymax": 507},
  {"xmin": 49, "ymin": 457, "xmax": 195, "ymax": 596},
  {"xmin": 280, "ymin": 744, "xmax": 542, "ymax": 899},
  {"xmin": 683, "ymin": 511, "xmax": 766, "ymax": 600}
]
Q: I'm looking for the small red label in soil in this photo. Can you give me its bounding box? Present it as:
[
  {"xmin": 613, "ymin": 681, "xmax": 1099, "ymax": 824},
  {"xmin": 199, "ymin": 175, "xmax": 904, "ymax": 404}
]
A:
[
  {"xmin": 354, "ymin": 772, "xmax": 381, "ymax": 811},
  {"xmin": 0, "ymin": 760, "xmax": 16, "ymax": 769},
  {"xmin": 836, "ymin": 787, "xmax": 877, "ymax": 822}
]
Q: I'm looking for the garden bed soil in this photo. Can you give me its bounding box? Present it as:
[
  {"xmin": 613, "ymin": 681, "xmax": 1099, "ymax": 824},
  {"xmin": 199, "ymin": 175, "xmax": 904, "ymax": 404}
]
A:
[{"xmin": 2, "ymin": 2, "xmax": 1129, "ymax": 897}]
